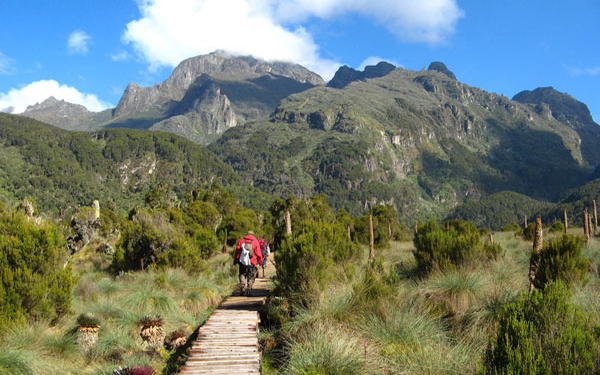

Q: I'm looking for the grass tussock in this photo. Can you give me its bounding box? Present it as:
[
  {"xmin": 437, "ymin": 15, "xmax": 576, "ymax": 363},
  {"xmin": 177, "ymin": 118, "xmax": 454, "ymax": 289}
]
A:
[
  {"xmin": 0, "ymin": 249, "xmax": 236, "ymax": 374},
  {"xmin": 270, "ymin": 230, "xmax": 600, "ymax": 374}
]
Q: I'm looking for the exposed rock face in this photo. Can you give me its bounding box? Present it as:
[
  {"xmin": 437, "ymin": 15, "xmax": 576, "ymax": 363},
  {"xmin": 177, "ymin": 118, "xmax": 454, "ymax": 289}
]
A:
[
  {"xmin": 23, "ymin": 97, "xmax": 100, "ymax": 130},
  {"xmin": 150, "ymin": 78, "xmax": 237, "ymax": 142},
  {"xmin": 513, "ymin": 86, "xmax": 600, "ymax": 166},
  {"xmin": 427, "ymin": 61, "xmax": 457, "ymax": 80},
  {"xmin": 327, "ymin": 61, "xmax": 396, "ymax": 89},
  {"xmin": 114, "ymin": 51, "xmax": 324, "ymax": 118}
]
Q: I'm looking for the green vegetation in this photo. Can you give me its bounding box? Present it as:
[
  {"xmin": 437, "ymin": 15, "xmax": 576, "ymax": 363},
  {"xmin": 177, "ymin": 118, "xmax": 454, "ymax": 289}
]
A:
[
  {"xmin": 413, "ymin": 219, "xmax": 482, "ymax": 274},
  {"xmin": 0, "ymin": 208, "xmax": 73, "ymax": 327},
  {"xmin": 263, "ymin": 197, "xmax": 600, "ymax": 374},
  {"xmin": 0, "ymin": 113, "xmax": 272, "ymax": 215},
  {"xmin": 483, "ymin": 282, "xmax": 599, "ymax": 374},
  {"xmin": 531, "ymin": 234, "xmax": 589, "ymax": 290},
  {"xmin": 275, "ymin": 219, "xmax": 359, "ymax": 300}
]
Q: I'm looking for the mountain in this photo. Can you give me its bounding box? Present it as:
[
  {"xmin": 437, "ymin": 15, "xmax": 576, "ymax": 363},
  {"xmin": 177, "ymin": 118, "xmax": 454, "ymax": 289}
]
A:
[
  {"xmin": 512, "ymin": 86, "xmax": 600, "ymax": 166},
  {"xmin": 0, "ymin": 113, "xmax": 272, "ymax": 213},
  {"xmin": 327, "ymin": 61, "xmax": 396, "ymax": 89},
  {"xmin": 20, "ymin": 51, "xmax": 323, "ymax": 144},
  {"xmin": 23, "ymin": 97, "xmax": 112, "ymax": 131},
  {"xmin": 210, "ymin": 63, "xmax": 600, "ymax": 221}
]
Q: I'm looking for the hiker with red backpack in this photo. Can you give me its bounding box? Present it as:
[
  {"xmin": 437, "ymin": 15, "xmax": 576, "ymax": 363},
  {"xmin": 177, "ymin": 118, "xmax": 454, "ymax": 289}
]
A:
[
  {"xmin": 234, "ymin": 231, "xmax": 263, "ymax": 296},
  {"xmin": 258, "ymin": 238, "xmax": 271, "ymax": 277}
]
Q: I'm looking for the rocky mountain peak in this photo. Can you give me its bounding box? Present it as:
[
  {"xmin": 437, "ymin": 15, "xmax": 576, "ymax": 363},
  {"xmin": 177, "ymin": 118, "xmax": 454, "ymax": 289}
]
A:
[
  {"xmin": 114, "ymin": 51, "xmax": 324, "ymax": 118},
  {"xmin": 327, "ymin": 61, "xmax": 396, "ymax": 89},
  {"xmin": 427, "ymin": 62, "xmax": 456, "ymax": 80},
  {"xmin": 24, "ymin": 96, "xmax": 90, "ymax": 114},
  {"xmin": 512, "ymin": 87, "xmax": 595, "ymax": 126}
]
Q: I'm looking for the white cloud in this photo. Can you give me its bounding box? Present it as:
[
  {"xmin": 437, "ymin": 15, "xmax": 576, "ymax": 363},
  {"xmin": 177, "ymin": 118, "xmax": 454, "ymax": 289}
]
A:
[
  {"xmin": 0, "ymin": 80, "xmax": 112, "ymax": 113},
  {"xmin": 121, "ymin": 0, "xmax": 463, "ymax": 81},
  {"xmin": 122, "ymin": 0, "xmax": 341, "ymax": 79},
  {"xmin": 274, "ymin": 0, "xmax": 463, "ymax": 44},
  {"xmin": 569, "ymin": 66, "xmax": 600, "ymax": 76},
  {"xmin": 0, "ymin": 51, "xmax": 16, "ymax": 75},
  {"xmin": 67, "ymin": 30, "xmax": 92, "ymax": 55},
  {"xmin": 358, "ymin": 56, "xmax": 402, "ymax": 71},
  {"xmin": 111, "ymin": 50, "xmax": 130, "ymax": 61}
]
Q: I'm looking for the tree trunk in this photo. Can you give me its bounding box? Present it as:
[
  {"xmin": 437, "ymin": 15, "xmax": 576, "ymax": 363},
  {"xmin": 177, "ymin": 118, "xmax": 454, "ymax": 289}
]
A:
[
  {"xmin": 347, "ymin": 225, "xmax": 351, "ymax": 241},
  {"xmin": 489, "ymin": 232, "xmax": 494, "ymax": 245},
  {"xmin": 368, "ymin": 214, "xmax": 375, "ymax": 263},
  {"xmin": 563, "ymin": 206, "xmax": 568, "ymax": 234},
  {"xmin": 524, "ymin": 215, "xmax": 528, "ymax": 228},
  {"xmin": 285, "ymin": 210, "xmax": 292, "ymax": 236},
  {"xmin": 529, "ymin": 216, "xmax": 543, "ymax": 292},
  {"xmin": 222, "ymin": 228, "xmax": 228, "ymax": 254}
]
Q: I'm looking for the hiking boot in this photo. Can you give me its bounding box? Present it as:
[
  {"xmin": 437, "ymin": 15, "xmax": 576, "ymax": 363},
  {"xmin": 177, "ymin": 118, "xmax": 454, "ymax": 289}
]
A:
[{"xmin": 246, "ymin": 289, "xmax": 252, "ymax": 297}]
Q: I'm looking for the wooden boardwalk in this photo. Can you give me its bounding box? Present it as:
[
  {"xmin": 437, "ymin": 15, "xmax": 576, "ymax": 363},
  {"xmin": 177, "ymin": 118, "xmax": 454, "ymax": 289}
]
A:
[{"xmin": 179, "ymin": 264, "xmax": 274, "ymax": 374}]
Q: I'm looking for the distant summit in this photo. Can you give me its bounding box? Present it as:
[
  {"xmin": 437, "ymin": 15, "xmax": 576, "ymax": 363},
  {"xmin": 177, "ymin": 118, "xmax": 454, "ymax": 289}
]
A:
[
  {"xmin": 427, "ymin": 62, "xmax": 456, "ymax": 80},
  {"xmin": 327, "ymin": 61, "xmax": 396, "ymax": 89},
  {"xmin": 513, "ymin": 87, "xmax": 595, "ymax": 126},
  {"xmin": 23, "ymin": 96, "xmax": 111, "ymax": 130},
  {"xmin": 114, "ymin": 51, "xmax": 324, "ymax": 118}
]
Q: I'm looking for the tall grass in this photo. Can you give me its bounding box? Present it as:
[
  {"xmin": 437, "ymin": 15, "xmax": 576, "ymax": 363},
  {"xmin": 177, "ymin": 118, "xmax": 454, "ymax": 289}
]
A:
[
  {"xmin": 271, "ymin": 231, "xmax": 557, "ymax": 374},
  {"xmin": 283, "ymin": 323, "xmax": 369, "ymax": 375},
  {"xmin": 0, "ymin": 247, "xmax": 236, "ymax": 374}
]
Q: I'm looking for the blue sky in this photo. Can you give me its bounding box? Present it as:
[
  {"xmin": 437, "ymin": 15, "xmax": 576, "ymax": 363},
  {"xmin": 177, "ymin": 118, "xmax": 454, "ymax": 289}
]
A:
[{"xmin": 0, "ymin": 0, "xmax": 598, "ymax": 122}]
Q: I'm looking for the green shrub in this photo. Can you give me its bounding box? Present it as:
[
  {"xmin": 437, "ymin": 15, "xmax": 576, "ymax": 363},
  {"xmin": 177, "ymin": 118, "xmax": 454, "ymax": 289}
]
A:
[
  {"xmin": 275, "ymin": 220, "xmax": 359, "ymax": 300},
  {"xmin": 483, "ymin": 282, "xmax": 599, "ymax": 374},
  {"xmin": 531, "ymin": 234, "xmax": 588, "ymax": 290},
  {"xmin": 413, "ymin": 219, "xmax": 481, "ymax": 274},
  {"xmin": 522, "ymin": 222, "xmax": 536, "ymax": 241},
  {"xmin": 355, "ymin": 205, "xmax": 404, "ymax": 248},
  {"xmin": 0, "ymin": 211, "xmax": 74, "ymax": 327},
  {"xmin": 112, "ymin": 209, "xmax": 205, "ymax": 273},
  {"xmin": 500, "ymin": 223, "xmax": 521, "ymax": 232},
  {"xmin": 483, "ymin": 241, "xmax": 505, "ymax": 260},
  {"xmin": 549, "ymin": 220, "xmax": 565, "ymax": 233}
]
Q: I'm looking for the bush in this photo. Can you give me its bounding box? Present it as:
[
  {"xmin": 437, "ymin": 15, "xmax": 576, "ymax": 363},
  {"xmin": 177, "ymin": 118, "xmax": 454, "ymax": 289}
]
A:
[
  {"xmin": 531, "ymin": 234, "xmax": 588, "ymax": 290},
  {"xmin": 275, "ymin": 220, "xmax": 359, "ymax": 300},
  {"xmin": 522, "ymin": 222, "xmax": 536, "ymax": 241},
  {"xmin": 483, "ymin": 241, "xmax": 504, "ymax": 260},
  {"xmin": 549, "ymin": 220, "xmax": 565, "ymax": 233},
  {"xmin": 355, "ymin": 205, "xmax": 405, "ymax": 248},
  {"xmin": 413, "ymin": 219, "xmax": 481, "ymax": 274},
  {"xmin": 483, "ymin": 282, "xmax": 599, "ymax": 374},
  {"xmin": 500, "ymin": 223, "xmax": 521, "ymax": 233},
  {"xmin": 112, "ymin": 209, "xmax": 205, "ymax": 273},
  {"xmin": 0, "ymin": 211, "xmax": 74, "ymax": 326}
]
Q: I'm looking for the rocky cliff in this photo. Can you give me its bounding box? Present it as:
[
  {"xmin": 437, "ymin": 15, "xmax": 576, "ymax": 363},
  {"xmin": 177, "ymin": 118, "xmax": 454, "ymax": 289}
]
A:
[
  {"xmin": 113, "ymin": 51, "xmax": 323, "ymax": 118},
  {"xmin": 211, "ymin": 63, "xmax": 600, "ymax": 221}
]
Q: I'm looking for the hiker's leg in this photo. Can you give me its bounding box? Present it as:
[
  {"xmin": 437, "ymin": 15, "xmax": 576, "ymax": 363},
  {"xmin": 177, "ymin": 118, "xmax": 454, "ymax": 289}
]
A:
[
  {"xmin": 247, "ymin": 265, "xmax": 256, "ymax": 292},
  {"xmin": 238, "ymin": 264, "xmax": 246, "ymax": 292}
]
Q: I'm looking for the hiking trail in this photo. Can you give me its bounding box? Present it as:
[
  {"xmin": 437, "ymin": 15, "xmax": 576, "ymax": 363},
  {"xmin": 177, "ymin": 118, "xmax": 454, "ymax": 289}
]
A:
[{"xmin": 178, "ymin": 262, "xmax": 275, "ymax": 374}]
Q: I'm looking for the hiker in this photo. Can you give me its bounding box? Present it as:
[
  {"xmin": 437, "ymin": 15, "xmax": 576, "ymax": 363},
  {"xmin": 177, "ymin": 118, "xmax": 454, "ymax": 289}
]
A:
[
  {"xmin": 258, "ymin": 238, "xmax": 271, "ymax": 277},
  {"xmin": 234, "ymin": 230, "xmax": 263, "ymax": 296}
]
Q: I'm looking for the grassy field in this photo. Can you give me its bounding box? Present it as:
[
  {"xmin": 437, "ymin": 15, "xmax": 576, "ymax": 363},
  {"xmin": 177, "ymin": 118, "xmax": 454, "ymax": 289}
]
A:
[
  {"xmin": 0, "ymin": 243, "xmax": 237, "ymax": 375},
  {"xmin": 263, "ymin": 228, "xmax": 600, "ymax": 374}
]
